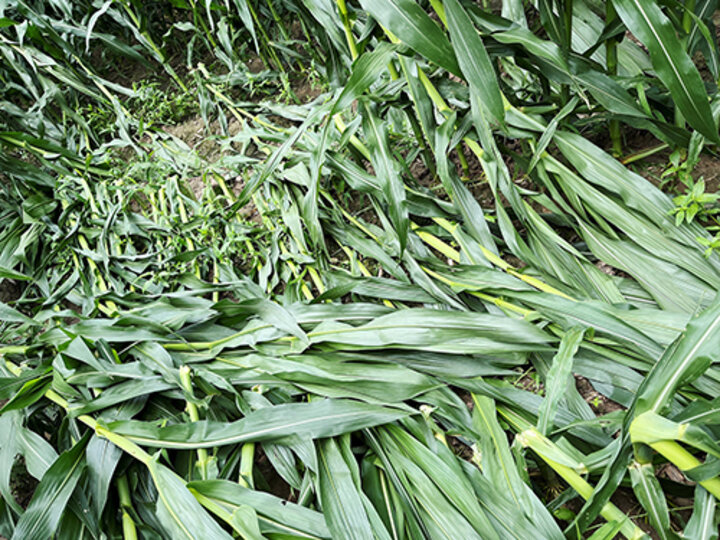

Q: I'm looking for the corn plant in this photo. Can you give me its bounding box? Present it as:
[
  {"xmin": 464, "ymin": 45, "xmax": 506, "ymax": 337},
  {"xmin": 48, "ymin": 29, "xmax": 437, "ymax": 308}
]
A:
[{"xmin": 2, "ymin": 0, "xmax": 720, "ymax": 538}]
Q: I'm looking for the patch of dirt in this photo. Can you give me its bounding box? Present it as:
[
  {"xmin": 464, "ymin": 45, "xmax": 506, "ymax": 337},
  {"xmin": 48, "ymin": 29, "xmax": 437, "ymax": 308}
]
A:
[
  {"xmin": 182, "ymin": 174, "xmax": 261, "ymax": 223},
  {"xmin": 0, "ymin": 279, "xmax": 22, "ymax": 304},
  {"xmin": 161, "ymin": 114, "xmax": 260, "ymax": 220},
  {"xmin": 604, "ymin": 484, "xmax": 694, "ymax": 539},
  {"xmin": 408, "ymin": 141, "xmax": 490, "ymax": 197},
  {"xmin": 163, "ymin": 116, "xmax": 247, "ymax": 163},
  {"xmin": 409, "ymin": 154, "xmax": 436, "ymax": 190},
  {"xmin": 163, "ymin": 116, "xmax": 206, "ymax": 147},
  {"xmin": 255, "ymin": 446, "xmax": 294, "ymax": 501},
  {"xmin": 600, "ymin": 126, "xmax": 720, "ymax": 197},
  {"xmin": 694, "ymin": 50, "xmax": 717, "ymax": 84},
  {"xmin": 657, "ymin": 463, "xmax": 693, "ymax": 486},
  {"xmin": 293, "ymin": 80, "xmax": 323, "ymax": 103},
  {"xmin": 608, "ymin": 488, "xmax": 662, "ymax": 540},
  {"xmin": 515, "ymin": 372, "xmax": 543, "ymax": 395},
  {"xmin": 458, "ymin": 143, "xmax": 493, "ymax": 205},
  {"xmin": 595, "ymin": 261, "xmax": 618, "ymax": 276},
  {"xmin": 630, "ymin": 145, "xmax": 720, "ymax": 197},
  {"xmin": 453, "ymin": 388, "xmax": 474, "ymax": 412},
  {"xmin": 693, "ymin": 153, "xmax": 720, "ymax": 193},
  {"xmin": 128, "ymin": 188, "xmax": 150, "ymax": 214},
  {"xmin": 246, "ymin": 54, "xmax": 265, "ymax": 74},
  {"xmin": 595, "ymin": 260, "xmax": 631, "ymax": 279},
  {"xmin": 89, "ymin": 47, "xmax": 151, "ymax": 89},
  {"xmin": 575, "ymin": 376, "xmax": 624, "ymax": 415},
  {"xmin": 447, "ymin": 434, "xmax": 475, "ymax": 461},
  {"xmin": 185, "ymin": 175, "xmax": 208, "ymax": 200},
  {"xmin": 10, "ymin": 457, "xmax": 37, "ymax": 510}
]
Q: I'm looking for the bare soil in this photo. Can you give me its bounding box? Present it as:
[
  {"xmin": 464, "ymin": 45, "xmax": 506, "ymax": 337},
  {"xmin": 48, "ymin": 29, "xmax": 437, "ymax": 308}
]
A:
[{"xmin": 0, "ymin": 280, "xmax": 22, "ymax": 304}]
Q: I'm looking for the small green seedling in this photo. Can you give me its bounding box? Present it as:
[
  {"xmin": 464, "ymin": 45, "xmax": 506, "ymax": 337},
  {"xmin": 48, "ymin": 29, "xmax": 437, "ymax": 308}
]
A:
[{"xmin": 670, "ymin": 178, "xmax": 719, "ymax": 226}]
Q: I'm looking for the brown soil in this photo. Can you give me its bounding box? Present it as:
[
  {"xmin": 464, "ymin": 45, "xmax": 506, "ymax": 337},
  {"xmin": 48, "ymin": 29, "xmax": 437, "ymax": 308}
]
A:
[
  {"xmin": 575, "ymin": 376, "xmax": 624, "ymax": 415},
  {"xmin": 255, "ymin": 446, "xmax": 294, "ymax": 501},
  {"xmin": 162, "ymin": 116, "xmax": 246, "ymax": 163},
  {"xmin": 10, "ymin": 457, "xmax": 38, "ymax": 510},
  {"xmin": 409, "ymin": 154, "xmax": 437, "ymax": 190},
  {"xmin": 601, "ymin": 127, "xmax": 720, "ymax": 196},
  {"xmin": 515, "ymin": 372, "xmax": 544, "ymax": 395},
  {"xmin": 0, "ymin": 279, "xmax": 22, "ymax": 304},
  {"xmin": 157, "ymin": 114, "xmax": 263, "ymax": 222},
  {"xmin": 693, "ymin": 153, "xmax": 720, "ymax": 193},
  {"xmin": 247, "ymin": 55, "xmax": 265, "ymax": 75},
  {"xmin": 657, "ymin": 463, "xmax": 692, "ymax": 486},
  {"xmin": 633, "ymin": 147, "xmax": 720, "ymax": 195},
  {"xmin": 293, "ymin": 80, "xmax": 324, "ymax": 103}
]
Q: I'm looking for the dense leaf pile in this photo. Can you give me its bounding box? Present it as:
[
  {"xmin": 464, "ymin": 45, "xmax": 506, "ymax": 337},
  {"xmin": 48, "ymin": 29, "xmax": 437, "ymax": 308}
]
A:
[{"xmin": 1, "ymin": 0, "xmax": 720, "ymax": 538}]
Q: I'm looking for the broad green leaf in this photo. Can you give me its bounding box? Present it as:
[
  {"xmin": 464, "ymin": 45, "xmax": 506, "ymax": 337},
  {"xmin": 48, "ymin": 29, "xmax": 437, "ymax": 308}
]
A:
[
  {"xmin": 394, "ymin": 455, "xmax": 482, "ymax": 539},
  {"xmin": 613, "ymin": 0, "xmax": 719, "ymax": 142},
  {"xmin": 109, "ymin": 399, "xmax": 409, "ymax": 448},
  {"xmin": 361, "ymin": 101, "xmax": 409, "ymax": 252},
  {"xmin": 0, "ymin": 412, "xmax": 57, "ymax": 516},
  {"xmin": 233, "ymin": 106, "xmax": 325, "ymax": 211},
  {"xmin": 445, "ymin": 0, "xmax": 504, "ymax": 125},
  {"xmin": 332, "ymin": 43, "xmax": 398, "ymax": 116},
  {"xmin": 537, "ymin": 327, "xmax": 584, "ymax": 435},
  {"xmin": 471, "ymin": 396, "xmax": 564, "ymax": 539},
  {"xmin": 0, "ymin": 266, "xmax": 31, "ymax": 281},
  {"xmin": 317, "ymin": 439, "xmax": 379, "ymax": 540},
  {"xmin": 636, "ymin": 292, "xmax": 720, "ymax": 416},
  {"xmin": 0, "ymin": 375, "xmax": 51, "ymax": 413},
  {"xmin": 68, "ymin": 378, "xmax": 174, "ymax": 416},
  {"xmin": 629, "ymin": 461, "xmax": 671, "ymax": 540},
  {"xmin": 358, "ymin": 0, "xmax": 461, "ymax": 76},
  {"xmin": 228, "ymin": 505, "xmax": 264, "ymax": 540},
  {"xmin": 231, "ymin": 0, "xmax": 259, "ymax": 52},
  {"xmin": 684, "ymin": 485, "xmax": 718, "ymax": 540},
  {"xmin": 0, "ymin": 301, "xmax": 37, "ymax": 325},
  {"xmin": 528, "ymin": 97, "xmax": 578, "ymax": 173},
  {"xmin": 148, "ymin": 456, "xmax": 232, "ymax": 540},
  {"xmin": 307, "ymin": 308, "xmax": 551, "ymax": 354},
  {"xmin": 189, "ymin": 480, "xmax": 331, "ymax": 538},
  {"xmin": 587, "ymin": 521, "xmax": 624, "ymax": 540},
  {"xmin": 11, "ymin": 434, "xmax": 89, "ymax": 540},
  {"xmin": 508, "ymin": 291, "xmax": 663, "ymax": 359},
  {"xmin": 377, "ymin": 425, "xmax": 501, "ymax": 539},
  {"xmin": 214, "ymin": 352, "xmax": 437, "ymax": 403},
  {"xmin": 86, "ymin": 435, "xmax": 122, "ymax": 517},
  {"xmin": 434, "ymin": 113, "xmax": 496, "ymax": 254}
]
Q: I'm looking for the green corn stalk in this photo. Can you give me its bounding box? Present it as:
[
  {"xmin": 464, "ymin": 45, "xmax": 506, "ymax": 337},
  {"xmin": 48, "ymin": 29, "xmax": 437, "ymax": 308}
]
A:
[
  {"xmin": 4, "ymin": 1, "xmax": 720, "ymax": 538},
  {"xmin": 501, "ymin": 407, "xmax": 647, "ymax": 540},
  {"xmin": 630, "ymin": 412, "xmax": 720, "ymax": 500},
  {"xmin": 180, "ymin": 366, "xmax": 211, "ymax": 480},
  {"xmin": 117, "ymin": 476, "xmax": 138, "ymax": 540}
]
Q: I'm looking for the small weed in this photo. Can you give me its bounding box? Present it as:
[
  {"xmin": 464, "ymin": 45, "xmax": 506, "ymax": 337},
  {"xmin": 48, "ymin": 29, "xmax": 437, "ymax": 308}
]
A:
[
  {"xmin": 661, "ymin": 148, "xmax": 692, "ymax": 189},
  {"xmin": 128, "ymin": 81, "xmax": 197, "ymax": 129},
  {"xmin": 670, "ymin": 178, "xmax": 719, "ymax": 226},
  {"xmin": 697, "ymin": 233, "xmax": 720, "ymax": 258},
  {"xmin": 660, "ymin": 136, "xmax": 703, "ymax": 191},
  {"xmin": 82, "ymin": 102, "xmax": 117, "ymax": 136}
]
